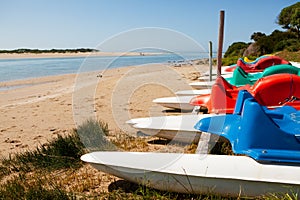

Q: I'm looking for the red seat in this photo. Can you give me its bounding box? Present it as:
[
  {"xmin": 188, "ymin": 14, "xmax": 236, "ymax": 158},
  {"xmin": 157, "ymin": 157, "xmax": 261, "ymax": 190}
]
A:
[
  {"xmin": 225, "ymin": 56, "xmax": 290, "ymax": 73},
  {"xmin": 252, "ymin": 74, "xmax": 300, "ymax": 107},
  {"xmin": 190, "ymin": 74, "xmax": 300, "ymax": 113}
]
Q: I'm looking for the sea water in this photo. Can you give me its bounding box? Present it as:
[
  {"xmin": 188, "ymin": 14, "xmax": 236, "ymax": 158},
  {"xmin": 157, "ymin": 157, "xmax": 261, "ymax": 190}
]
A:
[{"xmin": 0, "ymin": 52, "xmax": 209, "ymax": 83}]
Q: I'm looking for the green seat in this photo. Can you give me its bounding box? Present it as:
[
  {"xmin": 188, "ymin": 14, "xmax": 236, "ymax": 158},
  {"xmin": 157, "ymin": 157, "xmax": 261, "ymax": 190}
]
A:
[{"xmin": 226, "ymin": 64, "xmax": 298, "ymax": 86}]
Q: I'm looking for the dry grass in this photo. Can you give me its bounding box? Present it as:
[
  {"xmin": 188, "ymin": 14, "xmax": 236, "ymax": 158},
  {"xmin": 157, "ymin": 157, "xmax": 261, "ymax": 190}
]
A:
[{"xmin": 275, "ymin": 50, "xmax": 300, "ymax": 62}]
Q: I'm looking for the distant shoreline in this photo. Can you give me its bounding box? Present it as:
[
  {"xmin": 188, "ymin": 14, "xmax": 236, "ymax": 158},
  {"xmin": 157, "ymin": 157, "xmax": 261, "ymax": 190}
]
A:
[{"xmin": 0, "ymin": 51, "xmax": 164, "ymax": 60}]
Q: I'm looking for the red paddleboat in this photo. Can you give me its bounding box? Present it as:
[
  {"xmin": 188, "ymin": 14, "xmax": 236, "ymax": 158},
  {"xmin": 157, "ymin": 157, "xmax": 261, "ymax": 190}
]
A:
[
  {"xmin": 225, "ymin": 56, "xmax": 290, "ymax": 73},
  {"xmin": 190, "ymin": 73, "xmax": 300, "ymax": 114}
]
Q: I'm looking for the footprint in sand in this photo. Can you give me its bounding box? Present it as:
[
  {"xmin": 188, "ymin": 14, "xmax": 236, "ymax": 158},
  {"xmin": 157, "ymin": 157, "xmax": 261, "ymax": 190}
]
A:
[
  {"xmin": 4, "ymin": 138, "xmax": 21, "ymax": 144},
  {"xmin": 33, "ymin": 135, "xmax": 43, "ymax": 140}
]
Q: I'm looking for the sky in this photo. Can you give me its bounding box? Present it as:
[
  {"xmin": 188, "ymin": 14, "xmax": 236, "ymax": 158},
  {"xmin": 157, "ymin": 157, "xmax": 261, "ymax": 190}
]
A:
[{"xmin": 0, "ymin": 0, "xmax": 299, "ymax": 53}]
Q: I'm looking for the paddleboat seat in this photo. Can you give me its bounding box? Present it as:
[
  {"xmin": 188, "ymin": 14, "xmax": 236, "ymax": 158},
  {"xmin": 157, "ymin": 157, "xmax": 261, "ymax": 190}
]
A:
[
  {"xmin": 190, "ymin": 76, "xmax": 248, "ymax": 114},
  {"xmin": 243, "ymin": 57, "xmax": 255, "ymax": 63},
  {"xmin": 239, "ymin": 55, "xmax": 268, "ymax": 65},
  {"xmin": 226, "ymin": 55, "xmax": 268, "ymax": 68},
  {"xmin": 194, "ymin": 90, "xmax": 300, "ymax": 164},
  {"xmin": 225, "ymin": 56, "xmax": 290, "ymax": 73},
  {"xmin": 226, "ymin": 64, "xmax": 299, "ymax": 86},
  {"xmin": 190, "ymin": 73, "xmax": 300, "ymax": 114}
]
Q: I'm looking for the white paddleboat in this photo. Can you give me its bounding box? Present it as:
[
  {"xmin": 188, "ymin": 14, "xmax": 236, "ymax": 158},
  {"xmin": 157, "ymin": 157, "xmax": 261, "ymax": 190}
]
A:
[
  {"xmin": 175, "ymin": 89, "xmax": 211, "ymax": 96},
  {"xmin": 189, "ymin": 81, "xmax": 215, "ymax": 90},
  {"xmin": 81, "ymin": 152, "xmax": 300, "ymax": 197},
  {"xmin": 290, "ymin": 61, "xmax": 300, "ymax": 68},
  {"xmin": 202, "ymin": 66, "xmax": 233, "ymax": 76},
  {"xmin": 152, "ymin": 96, "xmax": 194, "ymax": 111},
  {"xmin": 198, "ymin": 73, "xmax": 232, "ymax": 81},
  {"xmin": 128, "ymin": 114, "xmax": 216, "ymax": 143}
]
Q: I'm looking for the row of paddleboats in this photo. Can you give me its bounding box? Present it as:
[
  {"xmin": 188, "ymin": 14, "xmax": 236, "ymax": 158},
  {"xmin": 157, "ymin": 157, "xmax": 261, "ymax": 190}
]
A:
[{"xmin": 81, "ymin": 55, "xmax": 300, "ymax": 197}]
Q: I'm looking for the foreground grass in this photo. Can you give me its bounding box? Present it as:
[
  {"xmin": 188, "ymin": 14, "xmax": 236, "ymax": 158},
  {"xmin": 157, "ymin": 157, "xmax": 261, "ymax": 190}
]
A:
[
  {"xmin": 0, "ymin": 119, "xmax": 297, "ymax": 199},
  {"xmin": 0, "ymin": 131, "xmax": 84, "ymax": 199},
  {"xmin": 0, "ymin": 133, "xmax": 85, "ymax": 177}
]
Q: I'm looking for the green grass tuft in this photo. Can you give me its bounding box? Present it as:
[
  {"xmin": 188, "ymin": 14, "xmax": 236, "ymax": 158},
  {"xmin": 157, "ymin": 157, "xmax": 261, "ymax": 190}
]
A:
[
  {"xmin": 75, "ymin": 119, "xmax": 117, "ymax": 152},
  {"xmin": 1, "ymin": 132, "xmax": 86, "ymax": 174}
]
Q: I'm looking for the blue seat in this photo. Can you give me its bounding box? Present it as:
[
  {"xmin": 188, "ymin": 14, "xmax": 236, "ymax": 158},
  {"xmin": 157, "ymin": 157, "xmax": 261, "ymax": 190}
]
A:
[{"xmin": 194, "ymin": 90, "xmax": 300, "ymax": 164}]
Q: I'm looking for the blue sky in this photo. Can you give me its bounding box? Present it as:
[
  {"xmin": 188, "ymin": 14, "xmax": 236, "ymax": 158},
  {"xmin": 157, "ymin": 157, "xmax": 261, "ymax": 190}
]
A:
[{"xmin": 0, "ymin": 0, "xmax": 299, "ymax": 52}]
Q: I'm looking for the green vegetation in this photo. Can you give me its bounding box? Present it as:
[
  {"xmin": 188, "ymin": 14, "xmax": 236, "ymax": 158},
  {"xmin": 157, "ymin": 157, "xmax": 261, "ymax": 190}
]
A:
[
  {"xmin": 223, "ymin": 2, "xmax": 300, "ymax": 66},
  {"xmin": 0, "ymin": 130, "xmax": 84, "ymax": 199},
  {"xmin": 223, "ymin": 42, "xmax": 250, "ymax": 58},
  {"xmin": 275, "ymin": 50, "xmax": 300, "ymax": 62},
  {"xmin": 0, "ymin": 48, "xmax": 99, "ymax": 54},
  {"xmin": 277, "ymin": 2, "xmax": 300, "ymax": 38},
  {"xmin": 0, "ymin": 119, "xmax": 112, "ymax": 199},
  {"xmin": 252, "ymin": 30, "xmax": 300, "ymax": 55},
  {"xmin": 0, "ymin": 133, "xmax": 85, "ymax": 176}
]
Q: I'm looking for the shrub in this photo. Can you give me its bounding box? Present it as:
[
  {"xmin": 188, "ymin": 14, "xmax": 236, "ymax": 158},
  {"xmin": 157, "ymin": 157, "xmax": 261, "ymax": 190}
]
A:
[
  {"xmin": 222, "ymin": 56, "xmax": 240, "ymax": 66},
  {"xmin": 224, "ymin": 42, "xmax": 249, "ymax": 58}
]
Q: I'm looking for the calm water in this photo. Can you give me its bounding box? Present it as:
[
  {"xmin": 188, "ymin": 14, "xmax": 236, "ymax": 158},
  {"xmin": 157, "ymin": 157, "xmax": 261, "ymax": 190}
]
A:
[{"xmin": 0, "ymin": 52, "xmax": 209, "ymax": 83}]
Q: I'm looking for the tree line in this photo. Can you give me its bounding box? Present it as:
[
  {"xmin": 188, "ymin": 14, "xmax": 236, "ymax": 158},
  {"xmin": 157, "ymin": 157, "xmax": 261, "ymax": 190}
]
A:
[
  {"xmin": 0, "ymin": 48, "xmax": 99, "ymax": 54},
  {"xmin": 224, "ymin": 2, "xmax": 300, "ymax": 58}
]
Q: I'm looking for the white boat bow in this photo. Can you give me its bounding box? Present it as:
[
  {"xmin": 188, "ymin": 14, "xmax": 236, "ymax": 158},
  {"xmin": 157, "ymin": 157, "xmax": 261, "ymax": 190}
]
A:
[
  {"xmin": 198, "ymin": 73, "xmax": 232, "ymax": 81},
  {"xmin": 175, "ymin": 89, "xmax": 211, "ymax": 96},
  {"xmin": 153, "ymin": 96, "xmax": 194, "ymax": 111},
  {"xmin": 130, "ymin": 114, "xmax": 216, "ymax": 143},
  {"xmin": 81, "ymin": 152, "xmax": 300, "ymax": 197},
  {"xmin": 189, "ymin": 81, "xmax": 214, "ymax": 90},
  {"xmin": 291, "ymin": 61, "xmax": 300, "ymax": 68}
]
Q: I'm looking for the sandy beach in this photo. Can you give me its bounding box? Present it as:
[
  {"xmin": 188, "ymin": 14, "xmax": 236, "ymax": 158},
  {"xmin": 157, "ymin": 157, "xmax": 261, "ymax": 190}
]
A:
[{"xmin": 0, "ymin": 53, "xmax": 211, "ymax": 157}]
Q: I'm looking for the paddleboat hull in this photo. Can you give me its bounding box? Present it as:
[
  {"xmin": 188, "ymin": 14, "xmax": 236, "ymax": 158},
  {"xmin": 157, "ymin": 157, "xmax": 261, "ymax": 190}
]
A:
[
  {"xmin": 175, "ymin": 89, "xmax": 211, "ymax": 96},
  {"xmin": 129, "ymin": 114, "xmax": 216, "ymax": 143},
  {"xmin": 189, "ymin": 81, "xmax": 214, "ymax": 90},
  {"xmin": 81, "ymin": 152, "xmax": 300, "ymax": 197},
  {"xmin": 153, "ymin": 96, "xmax": 194, "ymax": 111}
]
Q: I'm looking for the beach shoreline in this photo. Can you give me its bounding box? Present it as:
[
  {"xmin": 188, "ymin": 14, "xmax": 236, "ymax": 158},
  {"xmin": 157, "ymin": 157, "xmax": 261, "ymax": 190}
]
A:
[
  {"xmin": 0, "ymin": 51, "xmax": 165, "ymax": 60},
  {"xmin": 0, "ymin": 60, "xmax": 210, "ymax": 157}
]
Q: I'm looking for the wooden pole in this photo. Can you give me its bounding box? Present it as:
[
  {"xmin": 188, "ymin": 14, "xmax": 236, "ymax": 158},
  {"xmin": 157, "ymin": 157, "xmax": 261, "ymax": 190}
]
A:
[
  {"xmin": 209, "ymin": 41, "xmax": 213, "ymax": 81},
  {"xmin": 217, "ymin": 10, "xmax": 225, "ymax": 77}
]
